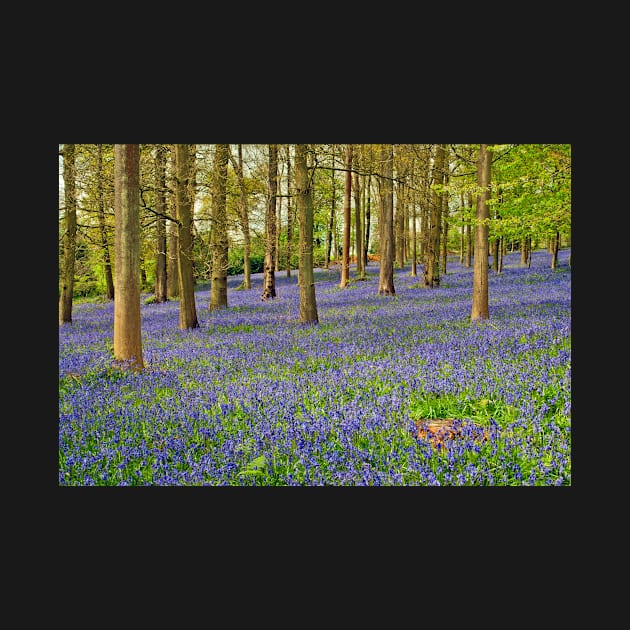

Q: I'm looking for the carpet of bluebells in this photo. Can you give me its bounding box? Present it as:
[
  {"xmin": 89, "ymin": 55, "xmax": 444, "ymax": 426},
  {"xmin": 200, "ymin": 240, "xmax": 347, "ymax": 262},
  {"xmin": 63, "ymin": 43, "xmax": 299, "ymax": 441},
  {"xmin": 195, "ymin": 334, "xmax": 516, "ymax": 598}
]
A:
[{"xmin": 59, "ymin": 248, "xmax": 571, "ymax": 486}]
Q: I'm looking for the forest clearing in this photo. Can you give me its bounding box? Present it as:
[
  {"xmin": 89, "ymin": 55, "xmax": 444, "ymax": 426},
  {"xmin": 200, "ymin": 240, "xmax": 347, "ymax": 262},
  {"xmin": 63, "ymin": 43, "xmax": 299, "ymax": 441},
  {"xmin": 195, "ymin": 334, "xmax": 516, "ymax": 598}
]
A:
[{"xmin": 59, "ymin": 248, "xmax": 571, "ymax": 486}]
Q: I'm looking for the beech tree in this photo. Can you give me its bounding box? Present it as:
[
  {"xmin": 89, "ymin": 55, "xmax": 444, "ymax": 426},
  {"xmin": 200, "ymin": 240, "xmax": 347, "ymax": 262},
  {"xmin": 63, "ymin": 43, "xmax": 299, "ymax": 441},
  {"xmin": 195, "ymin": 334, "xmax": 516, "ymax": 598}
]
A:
[
  {"xmin": 113, "ymin": 144, "xmax": 144, "ymax": 369},
  {"xmin": 262, "ymin": 144, "xmax": 278, "ymax": 300},
  {"xmin": 340, "ymin": 144, "xmax": 353, "ymax": 288},
  {"xmin": 285, "ymin": 146, "xmax": 294, "ymax": 277},
  {"xmin": 175, "ymin": 144, "xmax": 199, "ymax": 329},
  {"xmin": 424, "ymin": 143, "xmax": 446, "ymax": 288},
  {"xmin": 377, "ymin": 144, "xmax": 395, "ymax": 295},
  {"xmin": 471, "ymin": 143, "xmax": 492, "ymax": 321},
  {"xmin": 59, "ymin": 144, "xmax": 77, "ymax": 325},
  {"xmin": 154, "ymin": 145, "xmax": 168, "ymax": 302},
  {"xmin": 229, "ymin": 144, "xmax": 252, "ymax": 289},
  {"xmin": 295, "ymin": 144, "xmax": 318, "ymax": 324},
  {"xmin": 210, "ymin": 144, "xmax": 229, "ymax": 310}
]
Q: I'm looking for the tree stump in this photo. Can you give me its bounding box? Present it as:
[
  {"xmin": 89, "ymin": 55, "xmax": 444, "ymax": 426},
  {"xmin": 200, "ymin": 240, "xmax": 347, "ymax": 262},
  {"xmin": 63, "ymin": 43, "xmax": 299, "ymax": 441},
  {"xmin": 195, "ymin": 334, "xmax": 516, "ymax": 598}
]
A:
[{"xmin": 415, "ymin": 418, "xmax": 488, "ymax": 450}]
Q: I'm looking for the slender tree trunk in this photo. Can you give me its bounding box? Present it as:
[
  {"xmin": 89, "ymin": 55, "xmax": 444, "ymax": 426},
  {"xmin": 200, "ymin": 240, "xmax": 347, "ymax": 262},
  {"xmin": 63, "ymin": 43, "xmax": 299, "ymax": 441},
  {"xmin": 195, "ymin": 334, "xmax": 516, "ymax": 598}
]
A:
[
  {"xmin": 113, "ymin": 144, "xmax": 144, "ymax": 369},
  {"xmin": 520, "ymin": 238, "xmax": 529, "ymax": 267},
  {"xmin": 465, "ymin": 192, "xmax": 473, "ymax": 268},
  {"xmin": 364, "ymin": 174, "xmax": 371, "ymax": 269},
  {"xmin": 154, "ymin": 145, "xmax": 168, "ymax": 302},
  {"xmin": 395, "ymin": 182, "xmax": 405, "ymax": 268},
  {"xmin": 275, "ymin": 155, "xmax": 283, "ymax": 272},
  {"xmin": 286, "ymin": 146, "xmax": 293, "ymax": 277},
  {"xmin": 441, "ymin": 189, "xmax": 449, "ymax": 276},
  {"xmin": 175, "ymin": 144, "xmax": 199, "ymax": 329},
  {"xmin": 325, "ymin": 146, "xmax": 336, "ymax": 268},
  {"xmin": 424, "ymin": 144, "xmax": 445, "ymax": 288},
  {"xmin": 353, "ymin": 169, "xmax": 365, "ymax": 278},
  {"xmin": 551, "ymin": 230, "xmax": 559, "ymax": 269},
  {"xmin": 231, "ymin": 144, "xmax": 251, "ymax": 289},
  {"xmin": 59, "ymin": 143, "xmax": 77, "ymax": 325},
  {"xmin": 210, "ymin": 144, "xmax": 229, "ymax": 310},
  {"xmin": 378, "ymin": 144, "xmax": 395, "ymax": 295},
  {"xmin": 167, "ymin": 147, "xmax": 179, "ymax": 299},
  {"xmin": 471, "ymin": 143, "xmax": 492, "ymax": 321},
  {"xmin": 340, "ymin": 144, "xmax": 353, "ymax": 288},
  {"xmin": 97, "ymin": 145, "xmax": 115, "ymax": 300},
  {"xmin": 295, "ymin": 144, "xmax": 318, "ymax": 324},
  {"xmin": 262, "ymin": 144, "xmax": 278, "ymax": 300},
  {"xmin": 411, "ymin": 185, "xmax": 417, "ymax": 277}
]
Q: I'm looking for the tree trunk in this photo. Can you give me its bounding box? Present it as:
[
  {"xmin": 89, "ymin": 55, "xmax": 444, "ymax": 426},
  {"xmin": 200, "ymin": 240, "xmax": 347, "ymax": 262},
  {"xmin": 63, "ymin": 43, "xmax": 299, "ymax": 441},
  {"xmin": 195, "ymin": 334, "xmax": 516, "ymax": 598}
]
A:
[
  {"xmin": 325, "ymin": 145, "xmax": 336, "ymax": 269},
  {"xmin": 364, "ymin": 173, "xmax": 371, "ymax": 269},
  {"xmin": 411, "ymin": 182, "xmax": 417, "ymax": 277},
  {"xmin": 286, "ymin": 146, "xmax": 293, "ymax": 277},
  {"xmin": 96, "ymin": 145, "xmax": 115, "ymax": 301},
  {"xmin": 295, "ymin": 144, "xmax": 318, "ymax": 324},
  {"xmin": 154, "ymin": 145, "xmax": 168, "ymax": 302},
  {"xmin": 551, "ymin": 230, "xmax": 559, "ymax": 270},
  {"xmin": 471, "ymin": 143, "xmax": 492, "ymax": 321},
  {"xmin": 113, "ymin": 144, "xmax": 144, "ymax": 369},
  {"xmin": 377, "ymin": 144, "xmax": 395, "ymax": 295},
  {"xmin": 210, "ymin": 144, "xmax": 229, "ymax": 310},
  {"xmin": 440, "ymin": 186, "xmax": 449, "ymax": 277},
  {"xmin": 340, "ymin": 144, "xmax": 353, "ymax": 288},
  {"xmin": 231, "ymin": 144, "xmax": 251, "ymax": 289},
  {"xmin": 175, "ymin": 144, "xmax": 199, "ymax": 329},
  {"xmin": 353, "ymin": 169, "xmax": 365, "ymax": 278},
  {"xmin": 59, "ymin": 143, "xmax": 77, "ymax": 325},
  {"xmin": 262, "ymin": 144, "xmax": 278, "ymax": 300},
  {"xmin": 395, "ymin": 182, "xmax": 405, "ymax": 268},
  {"xmin": 465, "ymin": 191, "xmax": 473, "ymax": 267},
  {"xmin": 424, "ymin": 144, "xmax": 445, "ymax": 288},
  {"xmin": 167, "ymin": 147, "xmax": 179, "ymax": 299}
]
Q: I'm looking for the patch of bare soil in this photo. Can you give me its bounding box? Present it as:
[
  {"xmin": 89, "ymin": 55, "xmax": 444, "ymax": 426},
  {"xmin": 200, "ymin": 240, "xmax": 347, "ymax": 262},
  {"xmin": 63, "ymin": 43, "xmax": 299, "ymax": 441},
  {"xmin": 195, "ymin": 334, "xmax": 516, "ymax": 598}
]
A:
[{"xmin": 415, "ymin": 418, "xmax": 488, "ymax": 450}]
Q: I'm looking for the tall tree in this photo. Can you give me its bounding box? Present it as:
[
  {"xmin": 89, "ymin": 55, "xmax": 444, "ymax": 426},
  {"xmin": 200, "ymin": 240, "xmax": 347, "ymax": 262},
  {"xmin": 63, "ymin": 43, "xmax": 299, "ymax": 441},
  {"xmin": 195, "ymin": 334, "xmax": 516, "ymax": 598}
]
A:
[
  {"xmin": 59, "ymin": 143, "xmax": 77, "ymax": 325},
  {"xmin": 210, "ymin": 144, "xmax": 229, "ymax": 311},
  {"xmin": 228, "ymin": 144, "xmax": 252, "ymax": 289},
  {"xmin": 154, "ymin": 144, "xmax": 168, "ymax": 302},
  {"xmin": 325, "ymin": 145, "xmax": 337, "ymax": 269},
  {"xmin": 471, "ymin": 143, "xmax": 492, "ymax": 321},
  {"xmin": 96, "ymin": 144, "xmax": 115, "ymax": 301},
  {"xmin": 167, "ymin": 146, "xmax": 179, "ymax": 299},
  {"xmin": 353, "ymin": 166, "xmax": 365, "ymax": 279},
  {"xmin": 113, "ymin": 144, "xmax": 144, "ymax": 369},
  {"xmin": 377, "ymin": 144, "xmax": 395, "ymax": 295},
  {"xmin": 340, "ymin": 144, "xmax": 353, "ymax": 288},
  {"xmin": 424, "ymin": 143, "xmax": 446, "ymax": 288},
  {"xmin": 175, "ymin": 144, "xmax": 199, "ymax": 329},
  {"xmin": 364, "ymin": 171, "xmax": 372, "ymax": 271},
  {"xmin": 285, "ymin": 146, "xmax": 294, "ymax": 277},
  {"xmin": 295, "ymin": 144, "xmax": 318, "ymax": 324},
  {"xmin": 262, "ymin": 144, "xmax": 278, "ymax": 300}
]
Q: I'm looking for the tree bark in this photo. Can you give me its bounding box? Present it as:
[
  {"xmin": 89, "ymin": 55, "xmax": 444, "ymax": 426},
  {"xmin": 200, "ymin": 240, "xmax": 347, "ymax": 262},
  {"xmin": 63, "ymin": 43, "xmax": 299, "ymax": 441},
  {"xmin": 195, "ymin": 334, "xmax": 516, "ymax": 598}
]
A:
[
  {"xmin": 340, "ymin": 144, "xmax": 353, "ymax": 288},
  {"xmin": 96, "ymin": 145, "xmax": 115, "ymax": 300},
  {"xmin": 175, "ymin": 144, "xmax": 199, "ymax": 329},
  {"xmin": 154, "ymin": 145, "xmax": 168, "ymax": 302},
  {"xmin": 353, "ymin": 168, "xmax": 365, "ymax": 279},
  {"xmin": 167, "ymin": 146, "xmax": 179, "ymax": 298},
  {"xmin": 210, "ymin": 144, "xmax": 229, "ymax": 310},
  {"xmin": 471, "ymin": 143, "xmax": 492, "ymax": 321},
  {"xmin": 113, "ymin": 144, "xmax": 144, "ymax": 369},
  {"xmin": 295, "ymin": 144, "xmax": 318, "ymax": 324},
  {"xmin": 285, "ymin": 146, "xmax": 293, "ymax": 277},
  {"xmin": 262, "ymin": 144, "xmax": 278, "ymax": 300},
  {"xmin": 377, "ymin": 144, "xmax": 395, "ymax": 295},
  {"xmin": 424, "ymin": 144, "xmax": 445, "ymax": 288},
  {"xmin": 59, "ymin": 143, "xmax": 77, "ymax": 325}
]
